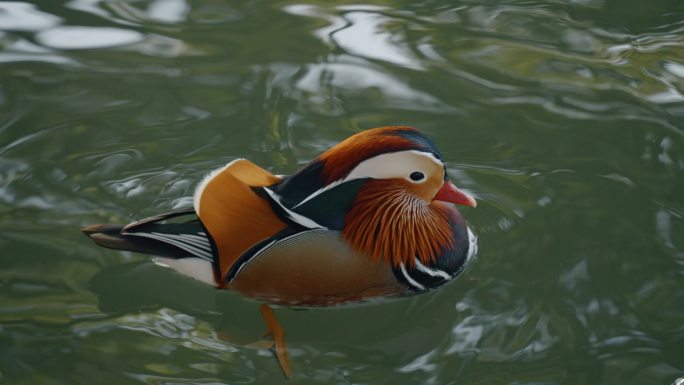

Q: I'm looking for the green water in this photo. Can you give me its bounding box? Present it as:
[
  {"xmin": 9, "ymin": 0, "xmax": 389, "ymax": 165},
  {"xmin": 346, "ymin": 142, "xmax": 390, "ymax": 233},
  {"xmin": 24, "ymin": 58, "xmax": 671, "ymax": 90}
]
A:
[{"xmin": 1, "ymin": 0, "xmax": 683, "ymax": 384}]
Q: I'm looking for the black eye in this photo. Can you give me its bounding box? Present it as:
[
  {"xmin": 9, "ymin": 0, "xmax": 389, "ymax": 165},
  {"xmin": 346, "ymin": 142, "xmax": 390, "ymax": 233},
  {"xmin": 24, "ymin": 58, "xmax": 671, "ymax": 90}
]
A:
[{"xmin": 409, "ymin": 171, "xmax": 425, "ymax": 181}]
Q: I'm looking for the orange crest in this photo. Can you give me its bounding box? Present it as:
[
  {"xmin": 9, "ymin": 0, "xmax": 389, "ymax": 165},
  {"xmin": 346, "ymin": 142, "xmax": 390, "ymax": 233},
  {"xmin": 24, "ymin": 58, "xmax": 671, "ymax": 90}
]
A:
[{"xmin": 318, "ymin": 126, "xmax": 420, "ymax": 184}]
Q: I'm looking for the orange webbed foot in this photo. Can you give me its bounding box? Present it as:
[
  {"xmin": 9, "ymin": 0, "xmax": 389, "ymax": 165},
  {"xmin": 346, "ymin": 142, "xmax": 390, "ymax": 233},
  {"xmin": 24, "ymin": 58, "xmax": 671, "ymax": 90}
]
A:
[{"xmin": 259, "ymin": 304, "xmax": 292, "ymax": 379}]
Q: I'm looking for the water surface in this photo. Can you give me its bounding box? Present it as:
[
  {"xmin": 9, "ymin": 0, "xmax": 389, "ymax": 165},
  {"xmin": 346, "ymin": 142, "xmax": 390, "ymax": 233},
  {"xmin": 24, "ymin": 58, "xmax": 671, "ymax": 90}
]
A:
[{"xmin": 1, "ymin": 0, "xmax": 683, "ymax": 384}]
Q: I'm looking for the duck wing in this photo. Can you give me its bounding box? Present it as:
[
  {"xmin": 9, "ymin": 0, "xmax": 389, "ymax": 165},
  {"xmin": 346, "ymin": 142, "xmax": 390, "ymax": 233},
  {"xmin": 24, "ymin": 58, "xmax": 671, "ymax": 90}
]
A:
[{"xmin": 193, "ymin": 159, "xmax": 289, "ymax": 281}]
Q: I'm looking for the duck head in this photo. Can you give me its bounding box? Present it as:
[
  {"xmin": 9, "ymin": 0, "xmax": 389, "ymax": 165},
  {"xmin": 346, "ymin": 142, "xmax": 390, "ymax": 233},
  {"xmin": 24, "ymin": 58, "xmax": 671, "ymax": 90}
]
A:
[{"xmin": 265, "ymin": 126, "xmax": 476, "ymax": 267}]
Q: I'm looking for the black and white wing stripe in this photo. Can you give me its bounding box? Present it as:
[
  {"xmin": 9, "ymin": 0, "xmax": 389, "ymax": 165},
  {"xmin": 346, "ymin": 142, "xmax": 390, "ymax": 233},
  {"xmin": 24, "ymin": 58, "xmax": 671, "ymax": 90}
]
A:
[
  {"xmin": 261, "ymin": 187, "xmax": 327, "ymax": 229},
  {"xmin": 114, "ymin": 209, "xmax": 217, "ymax": 263},
  {"xmin": 124, "ymin": 231, "xmax": 214, "ymax": 262},
  {"xmin": 225, "ymin": 228, "xmax": 319, "ymax": 282}
]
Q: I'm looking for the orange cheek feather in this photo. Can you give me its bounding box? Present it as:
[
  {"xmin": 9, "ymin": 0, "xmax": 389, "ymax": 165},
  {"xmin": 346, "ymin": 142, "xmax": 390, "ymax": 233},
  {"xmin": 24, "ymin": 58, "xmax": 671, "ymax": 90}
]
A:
[{"xmin": 341, "ymin": 179, "xmax": 454, "ymax": 268}]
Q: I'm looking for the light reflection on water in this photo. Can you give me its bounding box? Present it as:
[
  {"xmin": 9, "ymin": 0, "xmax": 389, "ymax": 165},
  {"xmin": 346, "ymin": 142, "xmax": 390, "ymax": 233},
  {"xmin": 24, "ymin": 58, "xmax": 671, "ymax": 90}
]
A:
[
  {"xmin": 36, "ymin": 27, "xmax": 144, "ymax": 50},
  {"xmin": 1, "ymin": 0, "xmax": 683, "ymax": 384}
]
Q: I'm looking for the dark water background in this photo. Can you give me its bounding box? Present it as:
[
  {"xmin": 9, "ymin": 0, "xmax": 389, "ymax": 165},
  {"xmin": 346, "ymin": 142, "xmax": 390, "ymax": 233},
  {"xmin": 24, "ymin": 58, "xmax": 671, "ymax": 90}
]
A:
[{"xmin": 1, "ymin": 0, "xmax": 683, "ymax": 384}]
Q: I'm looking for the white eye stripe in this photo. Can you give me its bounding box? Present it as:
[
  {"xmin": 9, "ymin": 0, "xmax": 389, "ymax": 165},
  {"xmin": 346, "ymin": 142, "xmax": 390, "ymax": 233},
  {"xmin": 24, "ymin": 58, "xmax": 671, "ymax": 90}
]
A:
[
  {"xmin": 293, "ymin": 150, "xmax": 442, "ymax": 208},
  {"xmin": 345, "ymin": 150, "xmax": 443, "ymax": 181}
]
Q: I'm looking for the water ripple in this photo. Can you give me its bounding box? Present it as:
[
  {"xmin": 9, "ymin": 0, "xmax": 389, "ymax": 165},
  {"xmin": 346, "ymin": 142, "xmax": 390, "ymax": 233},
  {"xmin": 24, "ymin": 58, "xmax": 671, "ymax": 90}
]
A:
[
  {"xmin": 1, "ymin": 1, "xmax": 683, "ymax": 384},
  {"xmin": 0, "ymin": 2, "xmax": 61, "ymax": 31},
  {"xmin": 36, "ymin": 26, "xmax": 144, "ymax": 50}
]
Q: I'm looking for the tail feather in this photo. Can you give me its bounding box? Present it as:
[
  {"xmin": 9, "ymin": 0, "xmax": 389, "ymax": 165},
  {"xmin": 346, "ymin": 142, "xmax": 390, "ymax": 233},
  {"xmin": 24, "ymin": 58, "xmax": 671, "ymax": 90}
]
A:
[
  {"xmin": 81, "ymin": 223, "xmax": 135, "ymax": 251},
  {"xmin": 82, "ymin": 225, "xmax": 194, "ymax": 259},
  {"xmin": 82, "ymin": 210, "xmax": 219, "ymax": 286},
  {"xmin": 88, "ymin": 228, "xmax": 134, "ymax": 251},
  {"xmin": 81, "ymin": 223, "xmax": 125, "ymax": 236},
  {"xmin": 81, "ymin": 210, "xmax": 216, "ymax": 262}
]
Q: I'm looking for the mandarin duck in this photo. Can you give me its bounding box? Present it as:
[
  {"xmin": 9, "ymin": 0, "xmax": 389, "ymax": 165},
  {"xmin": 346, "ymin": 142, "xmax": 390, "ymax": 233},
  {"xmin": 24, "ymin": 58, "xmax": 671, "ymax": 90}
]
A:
[{"xmin": 82, "ymin": 126, "xmax": 477, "ymax": 378}]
